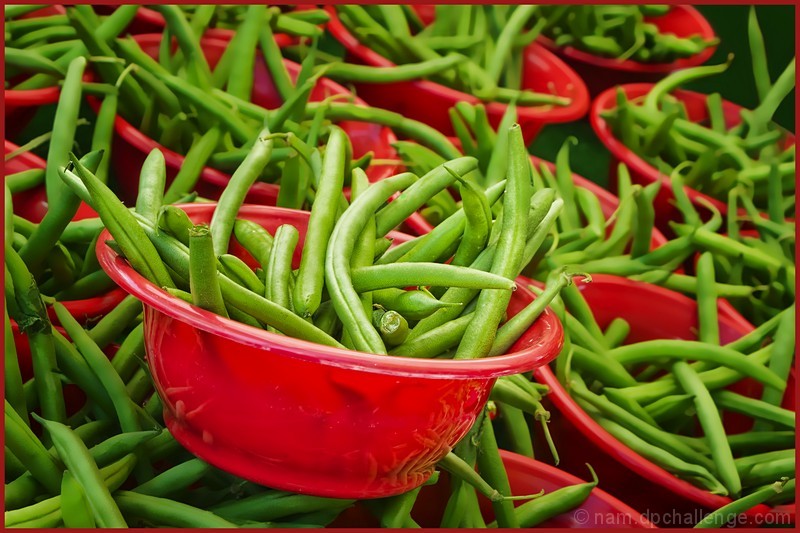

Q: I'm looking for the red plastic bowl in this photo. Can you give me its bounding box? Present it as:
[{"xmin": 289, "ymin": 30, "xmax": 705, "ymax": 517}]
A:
[
  {"xmin": 333, "ymin": 450, "xmax": 656, "ymax": 528},
  {"xmin": 4, "ymin": 141, "xmax": 128, "ymax": 324},
  {"xmin": 537, "ymin": 6, "xmax": 716, "ymax": 97},
  {"xmin": 591, "ymin": 84, "xmax": 796, "ymax": 234},
  {"xmin": 103, "ymin": 34, "xmax": 399, "ymax": 206},
  {"xmin": 404, "ymin": 152, "xmax": 669, "ymax": 252},
  {"xmin": 97, "ymin": 203, "xmax": 564, "ymax": 499},
  {"xmin": 326, "ymin": 8, "xmax": 589, "ymax": 144},
  {"xmin": 4, "ymin": 5, "xmax": 68, "ymax": 140},
  {"xmin": 534, "ymin": 274, "xmax": 795, "ymax": 523}
]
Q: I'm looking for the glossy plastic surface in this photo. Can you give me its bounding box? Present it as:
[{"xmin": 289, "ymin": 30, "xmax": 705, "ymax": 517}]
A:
[
  {"xmin": 104, "ymin": 34, "xmax": 399, "ymax": 205},
  {"xmin": 534, "ymin": 274, "xmax": 795, "ymax": 523},
  {"xmin": 4, "ymin": 141, "xmax": 128, "ymax": 324},
  {"xmin": 98, "ymin": 204, "xmax": 564, "ymax": 498},
  {"xmin": 333, "ymin": 450, "xmax": 656, "ymax": 528},
  {"xmin": 326, "ymin": 8, "xmax": 589, "ymax": 143},
  {"xmin": 591, "ymin": 84, "xmax": 796, "ymax": 234},
  {"xmin": 538, "ymin": 6, "xmax": 716, "ymax": 96}
]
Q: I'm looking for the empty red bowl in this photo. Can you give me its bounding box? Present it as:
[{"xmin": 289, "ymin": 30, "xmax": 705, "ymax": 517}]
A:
[
  {"xmin": 97, "ymin": 203, "xmax": 564, "ymax": 499},
  {"xmin": 102, "ymin": 34, "xmax": 399, "ymax": 206},
  {"xmin": 333, "ymin": 450, "xmax": 656, "ymax": 528},
  {"xmin": 534, "ymin": 274, "xmax": 794, "ymax": 524},
  {"xmin": 326, "ymin": 8, "xmax": 589, "ymax": 144},
  {"xmin": 591, "ymin": 84, "xmax": 796, "ymax": 234},
  {"xmin": 538, "ymin": 6, "xmax": 716, "ymax": 97},
  {"xmin": 4, "ymin": 141, "xmax": 127, "ymax": 324}
]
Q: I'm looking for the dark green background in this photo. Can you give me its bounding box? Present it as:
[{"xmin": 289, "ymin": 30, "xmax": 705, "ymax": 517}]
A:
[{"xmin": 530, "ymin": 4, "xmax": 796, "ymax": 188}]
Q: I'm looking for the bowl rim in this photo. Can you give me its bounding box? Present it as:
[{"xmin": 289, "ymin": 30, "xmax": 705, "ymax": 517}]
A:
[
  {"xmin": 325, "ymin": 6, "xmax": 589, "ymax": 124},
  {"xmin": 536, "ymin": 5, "xmax": 717, "ymax": 74},
  {"xmin": 534, "ymin": 274, "xmax": 792, "ymax": 516},
  {"xmin": 98, "ymin": 203, "xmax": 564, "ymax": 379}
]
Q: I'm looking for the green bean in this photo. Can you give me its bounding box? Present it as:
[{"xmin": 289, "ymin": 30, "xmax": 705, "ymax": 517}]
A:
[
  {"xmin": 113, "ymin": 490, "xmax": 236, "ymax": 528},
  {"xmin": 5, "ymin": 400, "xmax": 63, "ymax": 494},
  {"xmin": 374, "ymin": 310, "xmax": 409, "ymax": 347},
  {"xmin": 714, "ymin": 390, "xmax": 795, "ymax": 429},
  {"xmin": 596, "ymin": 416, "xmax": 727, "ymax": 495},
  {"xmin": 6, "ymin": 245, "xmax": 65, "ymax": 426},
  {"xmin": 728, "ymin": 432, "xmax": 796, "ymax": 456},
  {"xmin": 326, "ymin": 172, "xmax": 417, "ymax": 354},
  {"xmin": 609, "ymin": 340, "xmax": 783, "ymax": 389},
  {"xmin": 490, "ymin": 269, "xmax": 576, "ymax": 356},
  {"xmin": 257, "ymin": 17, "xmax": 293, "ymax": 101},
  {"xmin": 60, "ymin": 470, "xmax": 95, "ymax": 528},
  {"xmin": 293, "ymin": 127, "xmax": 347, "ymax": 317},
  {"xmin": 389, "ymin": 312, "xmax": 473, "ymax": 359},
  {"xmin": 210, "ymin": 127, "xmax": 274, "ymax": 255},
  {"xmin": 6, "ymin": 168, "xmax": 46, "ymax": 195},
  {"xmin": 497, "ymin": 401, "xmax": 534, "ymax": 456},
  {"xmin": 324, "ymin": 53, "xmax": 467, "ymax": 83},
  {"xmin": 157, "ymin": 205, "xmax": 194, "ymax": 246},
  {"xmin": 163, "ymin": 127, "xmax": 222, "ymax": 204},
  {"xmin": 372, "ymin": 288, "xmax": 460, "ymax": 321},
  {"xmin": 132, "ymin": 458, "xmax": 211, "ymax": 498},
  {"xmin": 53, "ymin": 303, "xmax": 141, "ymax": 433},
  {"xmin": 18, "ymin": 56, "xmax": 87, "ymax": 273},
  {"xmin": 351, "ymin": 263, "xmax": 516, "ymax": 292},
  {"xmin": 33, "ymin": 415, "xmax": 127, "ymax": 527},
  {"xmin": 63, "ymin": 152, "xmax": 176, "ymax": 289},
  {"xmin": 373, "ymin": 486, "xmax": 423, "ymax": 528},
  {"xmin": 475, "ymin": 408, "xmax": 519, "ymax": 527},
  {"xmin": 696, "ymin": 252, "xmax": 721, "ymax": 346},
  {"xmin": 602, "ymin": 317, "xmax": 631, "ymax": 349},
  {"xmin": 233, "ymin": 218, "xmax": 274, "ymax": 271},
  {"xmin": 757, "ymin": 305, "xmax": 795, "ymax": 415},
  {"xmin": 218, "ymin": 254, "xmax": 265, "ymax": 295},
  {"xmin": 87, "ymin": 295, "xmax": 142, "ymax": 350},
  {"xmin": 265, "ymin": 224, "xmax": 299, "ymax": 313},
  {"xmin": 492, "ymin": 464, "xmax": 597, "ymax": 527},
  {"xmin": 571, "ymin": 344, "xmax": 639, "ymax": 388},
  {"xmin": 187, "ymin": 224, "xmax": 229, "ymax": 318},
  {"xmin": 673, "ymin": 361, "xmax": 741, "ymax": 496},
  {"xmin": 376, "ymin": 157, "xmax": 477, "ymax": 236},
  {"xmin": 571, "ymin": 378, "xmax": 716, "ymax": 470},
  {"xmin": 304, "ymin": 103, "xmax": 461, "ymax": 160},
  {"xmin": 211, "ymin": 491, "xmax": 354, "ymax": 523},
  {"xmin": 455, "ymin": 125, "xmax": 531, "ymax": 360},
  {"xmin": 4, "ymin": 309, "xmax": 27, "ymax": 425},
  {"xmin": 694, "ymin": 478, "xmax": 789, "ymax": 528}
]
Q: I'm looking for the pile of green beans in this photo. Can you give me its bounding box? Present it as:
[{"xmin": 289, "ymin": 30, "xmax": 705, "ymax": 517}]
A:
[
  {"xmin": 60, "ymin": 114, "xmax": 566, "ymax": 359},
  {"xmin": 56, "ymin": 5, "xmax": 372, "ymax": 207},
  {"xmin": 333, "ymin": 5, "xmax": 572, "ymax": 107},
  {"xmin": 5, "ymin": 116, "xmax": 598, "ymax": 528},
  {"xmin": 392, "ymin": 103, "xmax": 677, "ymax": 284},
  {"xmin": 665, "ymin": 171, "xmax": 796, "ymax": 327},
  {"xmin": 602, "ymin": 9, "xmax": 795, "ymax": 211},
  {"xmin": 154, "ymin": 4, "xmax": 330, "ymax": 33},
  {"xmin": 537, "ymin": 5, "xmax": 717, "ymax": 63},
  {"xmin": 544, "ymin": 271, "xmax": 795, "ymax": 515},
  {"xmin": 4, "ymin": 5, "xmax": 139, "ymax": 92}
]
